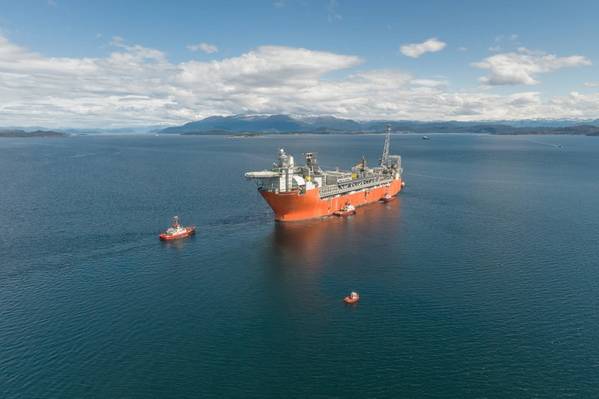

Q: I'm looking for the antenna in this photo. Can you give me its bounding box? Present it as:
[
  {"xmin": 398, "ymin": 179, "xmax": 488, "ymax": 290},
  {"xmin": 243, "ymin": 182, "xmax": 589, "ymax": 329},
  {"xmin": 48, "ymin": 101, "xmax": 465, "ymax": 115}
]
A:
[{"xmin": 380, "ymin": 125, "xmax": 391, "ymax": 166}]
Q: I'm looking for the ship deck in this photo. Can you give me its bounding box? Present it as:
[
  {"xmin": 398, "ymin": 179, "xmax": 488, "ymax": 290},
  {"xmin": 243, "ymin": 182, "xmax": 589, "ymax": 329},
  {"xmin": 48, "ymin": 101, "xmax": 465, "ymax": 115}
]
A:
[{"xmin": 319, "ymin": 174, "xmax": 395, "ymax": 198}]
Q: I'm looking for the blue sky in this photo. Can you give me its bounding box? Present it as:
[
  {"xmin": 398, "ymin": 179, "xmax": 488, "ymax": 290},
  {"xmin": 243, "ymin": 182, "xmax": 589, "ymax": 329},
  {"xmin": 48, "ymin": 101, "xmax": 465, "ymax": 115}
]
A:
[{"xmin": 0, "ymin": 0, "xmax": 598, "ymax": 127}]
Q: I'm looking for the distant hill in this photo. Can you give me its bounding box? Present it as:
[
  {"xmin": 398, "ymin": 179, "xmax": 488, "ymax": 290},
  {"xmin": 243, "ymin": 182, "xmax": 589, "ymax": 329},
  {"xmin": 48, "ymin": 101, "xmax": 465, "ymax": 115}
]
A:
[
  {"xmin": 503, "ymin": 125, "xmax": 599, "ymax": 136},
  {"xmin": 0, "ymin": 126, "xmax": 165, "ymax": 136},
  {"xmin": 0, "ymin": 129, "xmax": 66, "ymax": 138},
  {"xmin": 160, "ymin": 114, "xmax": 363, "ymax": 134},
  {"xmin": 61, "ymin": 126, "xmax": 166, "ymax": 135},
  {"xmin": 159, "ymin": 114, "xmax": 599, "ymax": 136}
]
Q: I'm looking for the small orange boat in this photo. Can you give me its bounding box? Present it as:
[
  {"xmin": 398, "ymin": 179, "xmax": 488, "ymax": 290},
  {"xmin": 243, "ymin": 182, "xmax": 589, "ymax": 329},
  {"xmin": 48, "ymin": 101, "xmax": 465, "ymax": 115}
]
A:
[
  {"xmin": 333, "ymin": 202, "xmax": 356, "ymax": 217},
  {"xmin": 159, "ymin": 216, "xmax": 196, "ymax": 241},
  {"xmin": 343, "ymin": 291, "xmax": 360, "ymax": 304}
]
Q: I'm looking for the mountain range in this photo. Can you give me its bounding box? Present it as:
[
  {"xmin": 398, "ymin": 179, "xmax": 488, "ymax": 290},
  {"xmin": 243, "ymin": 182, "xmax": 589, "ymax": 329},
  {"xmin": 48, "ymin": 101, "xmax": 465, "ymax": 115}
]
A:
[
  {"xmin": 2, "ymin": 115, "xmax": 599, "ymax": 137},
  {"xmin": 159, "ymin": 114, "xmax": 599, "ymax": 136}
]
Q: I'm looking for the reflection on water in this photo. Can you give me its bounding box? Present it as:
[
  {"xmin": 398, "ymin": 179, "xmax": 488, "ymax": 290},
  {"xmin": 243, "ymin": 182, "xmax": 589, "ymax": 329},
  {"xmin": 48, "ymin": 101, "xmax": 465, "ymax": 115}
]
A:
[
  {"xmin": 269, "ymin": 198, "xmax": 403, "ymax": 269},
  {"xmin": 160, "ymin": 235, "xmax": 196, "ymax": 251},
  {"xmin": 260, "ymin": 198, "xmax": 404, "ymax": 315}
]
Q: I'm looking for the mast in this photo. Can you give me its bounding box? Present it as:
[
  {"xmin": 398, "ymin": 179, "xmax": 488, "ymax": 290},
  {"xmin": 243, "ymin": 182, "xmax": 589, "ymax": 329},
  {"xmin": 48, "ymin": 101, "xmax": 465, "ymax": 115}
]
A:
[{"xmin": 380, "ymin": 125, "xmax": 391, "ymax": 166}]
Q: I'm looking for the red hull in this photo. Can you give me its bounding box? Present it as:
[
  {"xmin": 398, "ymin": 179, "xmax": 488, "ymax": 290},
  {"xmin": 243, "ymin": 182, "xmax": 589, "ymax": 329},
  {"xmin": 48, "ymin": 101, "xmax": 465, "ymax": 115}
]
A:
[
  {"xmin": 260, "ymin": 178, "xmax": 403, "ymax": 222},
  {"xmin": 159, "ymin": 227, "xmax": 196, "ymax": 241}
]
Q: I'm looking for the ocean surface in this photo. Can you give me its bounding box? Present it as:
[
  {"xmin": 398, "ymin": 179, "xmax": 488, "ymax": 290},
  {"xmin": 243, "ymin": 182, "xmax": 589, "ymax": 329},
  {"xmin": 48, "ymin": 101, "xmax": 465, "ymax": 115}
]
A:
[{"xmin": 1, "ymin": 133, "xmax": 598, "ymax": 398}]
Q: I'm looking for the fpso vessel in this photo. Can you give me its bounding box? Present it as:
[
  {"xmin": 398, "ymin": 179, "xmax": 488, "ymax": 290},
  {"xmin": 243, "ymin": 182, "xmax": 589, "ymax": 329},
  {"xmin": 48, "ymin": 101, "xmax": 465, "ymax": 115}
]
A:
[{"xmin": 245, "ymin": 128, "xmax": 404, "ymax": 222}]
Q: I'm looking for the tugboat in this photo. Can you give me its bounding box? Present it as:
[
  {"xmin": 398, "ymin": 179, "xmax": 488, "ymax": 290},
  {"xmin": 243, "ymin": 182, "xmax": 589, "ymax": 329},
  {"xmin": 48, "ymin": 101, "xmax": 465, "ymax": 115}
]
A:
[
  {"xmin": 333, "ymin": 202, "xmax": 356, "ymax": 217},
  {"xmin": 159, "ymin": 216, "xmax": 196, "ymax": 241},
  {"xmin": 380, "ymin": 193, "xmax": 394, "ymax": 203},
  {"xmin": 343, "ymin": 291, "xmax": 360, "ymax": 304}
]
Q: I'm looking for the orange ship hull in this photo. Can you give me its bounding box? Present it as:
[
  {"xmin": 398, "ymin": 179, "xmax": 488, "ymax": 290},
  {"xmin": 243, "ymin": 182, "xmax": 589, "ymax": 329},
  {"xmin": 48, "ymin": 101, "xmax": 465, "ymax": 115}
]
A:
[{"xmin": 260, "ymin": 178, "xmax": 403, "ymax": 222}]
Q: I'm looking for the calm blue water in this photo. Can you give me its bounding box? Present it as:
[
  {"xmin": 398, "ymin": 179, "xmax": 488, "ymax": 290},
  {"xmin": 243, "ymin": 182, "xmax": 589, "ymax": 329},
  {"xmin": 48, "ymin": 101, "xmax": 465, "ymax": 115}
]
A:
[{"xmin": 1, "ymin": 134, "xmax": 598, "ymax": 398}]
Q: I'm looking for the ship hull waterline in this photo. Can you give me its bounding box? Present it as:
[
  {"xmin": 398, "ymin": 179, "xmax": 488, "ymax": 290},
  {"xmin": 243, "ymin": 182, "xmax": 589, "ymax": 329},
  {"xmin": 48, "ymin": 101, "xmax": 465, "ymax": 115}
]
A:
[{"xmin": 260, "ymin": 179, "xmax": 403, "ymax": 222}]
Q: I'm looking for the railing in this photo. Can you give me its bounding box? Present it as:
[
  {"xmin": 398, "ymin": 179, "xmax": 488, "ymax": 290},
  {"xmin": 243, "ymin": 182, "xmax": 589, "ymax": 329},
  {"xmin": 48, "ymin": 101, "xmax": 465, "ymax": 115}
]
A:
[{"xmin": 319, "ymin": 175, "xmax": 394, "ymax": 198}]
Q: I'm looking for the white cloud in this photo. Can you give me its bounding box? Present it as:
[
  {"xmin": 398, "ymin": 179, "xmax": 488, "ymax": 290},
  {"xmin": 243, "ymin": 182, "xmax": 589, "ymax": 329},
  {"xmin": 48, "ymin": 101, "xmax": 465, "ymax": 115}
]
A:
[
  {"xmin": 0, "ymin": 36, "xmax": 598, "ymax": 127},
  {"xmin": 400, "ymin": 38, "xmax": 446, "ymax": 58},
  {"xmin": 584, "ymin": 82, "xmax": 599, "ymax": 88},
  {"xmin": 187, "ymin": 42, "xmax": 218, "ymax": 54},
  {"xmin": 474, "ymin": 48, "xmax": 591, "ymax": 85}
]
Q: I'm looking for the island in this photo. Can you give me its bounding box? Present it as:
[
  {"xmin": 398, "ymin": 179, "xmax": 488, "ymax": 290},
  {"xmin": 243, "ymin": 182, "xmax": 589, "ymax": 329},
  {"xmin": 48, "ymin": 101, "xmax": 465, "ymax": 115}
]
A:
[{"xmin": 0, "ymin": 129, "xmax": 67, "ymax": 138}]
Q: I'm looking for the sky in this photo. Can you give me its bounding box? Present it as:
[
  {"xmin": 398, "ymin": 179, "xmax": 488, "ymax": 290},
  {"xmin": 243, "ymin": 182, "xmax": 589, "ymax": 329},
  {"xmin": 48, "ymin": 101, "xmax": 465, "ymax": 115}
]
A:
[{"xmin": 0, "ymin": 0, "xmax": 598, "ymax": 127}]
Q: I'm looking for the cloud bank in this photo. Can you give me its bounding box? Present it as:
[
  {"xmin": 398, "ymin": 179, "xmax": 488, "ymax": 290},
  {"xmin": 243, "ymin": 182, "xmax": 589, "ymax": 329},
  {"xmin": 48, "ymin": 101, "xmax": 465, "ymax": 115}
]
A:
[{"xmin": 0, "ymin": 36, "xmax": 597, "ymax": 127}]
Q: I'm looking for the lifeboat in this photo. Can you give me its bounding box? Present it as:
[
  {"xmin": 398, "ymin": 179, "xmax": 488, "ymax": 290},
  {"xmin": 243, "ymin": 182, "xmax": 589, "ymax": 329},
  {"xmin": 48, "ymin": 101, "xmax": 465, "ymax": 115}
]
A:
[
  {"xmin": 333, "ymin": 203, "xmax": 356, "ymax": 217},
  {"xmin": 159, "ymin": 216, "xmax": 196, "ymax": 241},
  {"xmin": 343, "ymin": 291, "xmax": 360, "ymax": 304},
  {"xmin": 380, "ymin": 193, "xmax": 394, "ymax": 203}
]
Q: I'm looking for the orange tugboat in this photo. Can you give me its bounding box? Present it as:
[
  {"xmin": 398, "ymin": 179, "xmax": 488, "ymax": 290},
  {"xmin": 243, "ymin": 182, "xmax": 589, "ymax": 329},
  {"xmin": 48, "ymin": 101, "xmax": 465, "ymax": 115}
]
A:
[
  {"xmin": 333, "ymin": 202, "xmax": 356, "ymax": 217},
  {"xmin": 245, "ymin": 126, "xmax": 403, "ymax": 222},
  {"xmin": 159, "ymin": 216, "xmax": 196, "ymax": 241},
  {"xmin": 344, "ymin": 291, "xmax": 360, "ymax": 304}
]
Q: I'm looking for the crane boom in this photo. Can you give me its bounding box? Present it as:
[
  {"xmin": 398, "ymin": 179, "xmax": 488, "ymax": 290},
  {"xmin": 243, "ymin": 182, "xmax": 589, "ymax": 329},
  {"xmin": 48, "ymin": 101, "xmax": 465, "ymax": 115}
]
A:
[{"xmin": 380, "ymin": 125, "xmax": 391, "ymax": 166}]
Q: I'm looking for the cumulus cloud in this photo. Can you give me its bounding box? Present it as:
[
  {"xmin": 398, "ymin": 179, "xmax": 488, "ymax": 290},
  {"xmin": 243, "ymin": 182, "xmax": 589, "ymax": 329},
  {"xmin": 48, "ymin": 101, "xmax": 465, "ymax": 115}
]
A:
[
  {"xmin": 400, "ymin": 38, "xmax": 446, "ymax": 58},
  {"xmin": 0, "ymin": 36, "xmax": 598, "ymax": 127},
  {"xmin": 474, "ymin": 48, "xmax": 591, "ymax": 85},
  {"xmin": 187, "ymin": 42, "xmax": 218, "ymax": 54}
]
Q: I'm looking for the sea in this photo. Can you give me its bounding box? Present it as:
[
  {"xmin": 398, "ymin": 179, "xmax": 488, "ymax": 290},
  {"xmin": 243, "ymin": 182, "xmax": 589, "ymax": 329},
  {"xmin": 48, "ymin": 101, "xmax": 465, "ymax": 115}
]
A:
[{"xmin": 1, "ymin": 133, "xmax": 598, "ymax": 398}]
